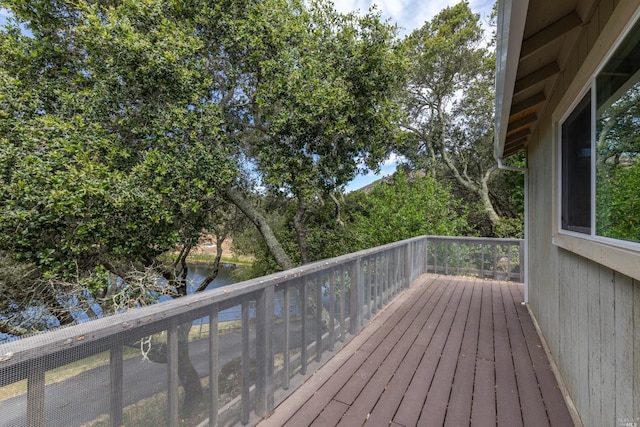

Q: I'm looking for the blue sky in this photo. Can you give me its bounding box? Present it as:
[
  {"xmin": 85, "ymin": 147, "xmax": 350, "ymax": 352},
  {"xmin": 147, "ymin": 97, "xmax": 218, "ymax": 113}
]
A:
[
  {"xmin": 333, "ymin": 0, "xmax": 495, "ymax": 36},
  {"xmin": 0, "ymin": 1, "xmax": 495, "ymax": 192}
]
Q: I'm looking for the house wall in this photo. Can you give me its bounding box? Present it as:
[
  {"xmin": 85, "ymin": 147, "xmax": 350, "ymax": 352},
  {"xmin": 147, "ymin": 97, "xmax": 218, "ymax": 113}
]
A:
[{"xmin": 527, "ymin": 0, "xmax": 640, "ymax": 425}]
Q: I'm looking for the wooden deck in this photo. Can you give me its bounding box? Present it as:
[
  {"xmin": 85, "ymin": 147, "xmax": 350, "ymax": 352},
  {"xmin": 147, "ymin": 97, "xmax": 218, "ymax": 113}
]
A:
[{"xmin": 258, "ymin": 274, "xmax": 574, "ymax": 427}]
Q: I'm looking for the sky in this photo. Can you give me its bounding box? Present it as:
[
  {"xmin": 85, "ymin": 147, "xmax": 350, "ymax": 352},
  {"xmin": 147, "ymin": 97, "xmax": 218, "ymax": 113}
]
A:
[
  {"xmin": 333, "ymin": 0, "xmax": 495, "ymax": 37},
  {"xmin": 0, "ymin": 1, "xmax": 495, "ymax": 192}
]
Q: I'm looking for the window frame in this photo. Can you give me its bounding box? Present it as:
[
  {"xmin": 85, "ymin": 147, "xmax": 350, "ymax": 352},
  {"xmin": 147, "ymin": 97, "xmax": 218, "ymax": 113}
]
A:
[{"xmin": 552, "ymin": 5, "xmax": 640, "ymax": 280}]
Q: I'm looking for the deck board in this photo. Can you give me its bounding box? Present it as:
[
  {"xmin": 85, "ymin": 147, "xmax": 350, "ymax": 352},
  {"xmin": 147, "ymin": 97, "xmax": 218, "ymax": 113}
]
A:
[
  {"xmin": 258, "ymin": 274, "xmax": 574, "ymax": 427},
  {"xmin": 443, "ymin": 280, "xmax": 481, "ymax": 427}
]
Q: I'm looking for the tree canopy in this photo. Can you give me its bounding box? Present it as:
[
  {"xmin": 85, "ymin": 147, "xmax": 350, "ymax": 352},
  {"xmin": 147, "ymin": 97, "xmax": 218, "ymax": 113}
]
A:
[
  {"xmin": 0, "ymin": 0, "xmax": 406, "ymax": 335},
  {"xmin": 395, "ymin": 2, "xmax": 522, "ymax": 235}
]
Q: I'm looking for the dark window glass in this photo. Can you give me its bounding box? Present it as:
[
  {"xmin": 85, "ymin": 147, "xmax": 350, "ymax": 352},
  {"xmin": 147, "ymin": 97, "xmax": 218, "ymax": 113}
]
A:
[{"xmin": 562, "ymin": 92, "xmax": 591, "ymax": 234}]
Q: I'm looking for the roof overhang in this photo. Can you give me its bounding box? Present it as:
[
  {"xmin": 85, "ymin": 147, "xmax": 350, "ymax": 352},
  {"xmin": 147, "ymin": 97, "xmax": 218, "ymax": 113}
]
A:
[
  {"xmin": 495, "ymin": 0, "xmax": 529, "ymax": 161},
  {"xmin": 495, "ymin": 0, "xmax": 590, "ymax": 159}
]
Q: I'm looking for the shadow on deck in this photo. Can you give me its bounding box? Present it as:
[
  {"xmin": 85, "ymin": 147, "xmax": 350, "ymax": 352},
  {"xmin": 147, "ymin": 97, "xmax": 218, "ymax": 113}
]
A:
[{"xmin": 257, "ymin": 274, "xmax": 574, "ymax": 427}]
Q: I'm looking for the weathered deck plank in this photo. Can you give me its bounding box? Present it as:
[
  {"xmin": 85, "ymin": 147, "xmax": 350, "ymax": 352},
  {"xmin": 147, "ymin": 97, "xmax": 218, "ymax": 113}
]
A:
[
  {"xmin": 258, "ymin": 274, "xmax": 574, "ymax": 427},
  {"xmin": 443, "ymin": 280, "xmax": 482, "ymax": 427}
]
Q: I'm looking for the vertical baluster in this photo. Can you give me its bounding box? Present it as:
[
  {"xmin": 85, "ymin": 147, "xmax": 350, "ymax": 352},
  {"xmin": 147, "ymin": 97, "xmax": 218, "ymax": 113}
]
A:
[
  {"xmin": 315, "ymin": 275, "xmax": 323, "ymax": 362},
  {"xmin": 110, "ymin": 345, "xmax": 124, "ymax": 427},
  {"xmin": 445, "ymin": 240, "xmax": 449, "ymax": 275},
  {"xmin": 371, "ymin": 257, "xmax": 376, "ymax": 311},
  {"xmin": 408, "ymin": 242, "xmax": 413, "ymax": 280},
  {"xmin": 349, "ymin": 258, "xmax": 363, "ymax": 335},
  {"xmin": 300, "ymin": 279, "xmax": 308, "ymax": 375},
  {"xmin": 382, "ymin": 252, "xmax": 388, "ymax": 303},
  {"xmin": 26, "ymin": 363, "xmax": 45, "ymax": 427},
  {"xmin": 283, "ymin": 283, "xmax": 291, "ymax": 389},
  {"xmin": 493, "ymin": 242, "xmax": 498, "ymax": 279},
  {"xmin": 339, "ymin": 268, "xmax": 346, "ymax": 342},
  {"xmin": 377, "ymin": 255, "xmax": 382, "ymax": 309},
  {"xmin": 433, "ymin": 240, "xmax": 438, "ymax": 274},
  {"xmin": 167, "ymin": 325, "xmax": 179, "ymax": 427},
  {"xmin": 481, "ymin": 244, "xmax": 486, "ymax": 279},
  {"xmin": 507, "ymin": 244, "xmax": 512, "ymax": 281},
  {"xmin": 364, "ymin": 258, "xmax": 371, "ymax": 319},
  {"xmin": 241, "ymin": 301, "xmax": 250, "ymax": 425},
  {"xmin": 328, "ymin": 269, "xmax": 335, "ymax": 351},
  {"xmin": 209, "ymin": 306, "xmax": 219, "ymax": 427}
]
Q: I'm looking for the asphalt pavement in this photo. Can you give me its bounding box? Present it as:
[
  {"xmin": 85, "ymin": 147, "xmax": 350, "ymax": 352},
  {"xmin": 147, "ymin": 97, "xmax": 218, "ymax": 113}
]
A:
[{"xmin": 0, "ymin": 321, "xmax": 311, "ymax": 427}]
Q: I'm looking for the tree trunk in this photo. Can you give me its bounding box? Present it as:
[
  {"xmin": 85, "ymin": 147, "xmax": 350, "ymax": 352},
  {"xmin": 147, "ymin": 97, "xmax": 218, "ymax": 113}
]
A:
[
  {"xmin": 293, "ymin": 197, "xmax": 311, "ymax": 264},
  {"xmin": 480, "ymin": 175, "xmax": 501, "ymax": 225},
  {"xmin": 225, "ymin": 186, "xmax": 295, "ymax": 270},
  {"xmin": 436, "ymin": 131, "xmax": 502, "ymax": 226},
  {"xmin": 178, "ymin": 323, "xmax": 203, "ymax": 412}
]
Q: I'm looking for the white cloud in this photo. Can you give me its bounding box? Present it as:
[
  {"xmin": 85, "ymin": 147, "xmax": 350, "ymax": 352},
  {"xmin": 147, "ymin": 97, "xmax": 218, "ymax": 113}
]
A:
[{"xmin": 383, "ymin": 153, "xmax": 404, "ymax": 166}]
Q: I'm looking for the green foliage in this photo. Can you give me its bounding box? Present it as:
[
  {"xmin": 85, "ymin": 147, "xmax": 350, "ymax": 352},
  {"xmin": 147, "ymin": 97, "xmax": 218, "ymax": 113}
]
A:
[
  {"xmin": 233, "ymin": 170, "xmax": 470, "ymax": 279},
  {"xmin": 596, "ymin": 81, "xmax": 640, "ymax": 243},
  {"xmin": 349, "ymin": 170, "xmax": 470, "ymax": 247},
  {"xmin": 395, "ymin": 1, "xmax": 521, "ymax": 231},
  {"xmin": 597, "ymin": 162, "xmax": 640, "ymax": 242}
]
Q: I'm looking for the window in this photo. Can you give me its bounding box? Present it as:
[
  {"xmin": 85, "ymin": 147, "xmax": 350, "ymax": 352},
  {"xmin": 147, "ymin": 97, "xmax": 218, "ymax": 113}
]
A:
[
  {"xmin": 560, "ymin": 19, "xmax": 640, "ymax": 246},
  {"xmin": 561, "ymin": 92, "xmax": 591, "ymax": 234}
]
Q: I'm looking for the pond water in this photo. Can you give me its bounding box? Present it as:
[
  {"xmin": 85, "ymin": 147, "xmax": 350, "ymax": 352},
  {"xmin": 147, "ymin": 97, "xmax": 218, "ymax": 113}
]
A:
[
  {"xmin": 186, "ymin": 263, "xmax": 304, "ymax": 323},
  {"xmin": 185, "ymin": 262, "xmax": 238, "ymax": 293}
]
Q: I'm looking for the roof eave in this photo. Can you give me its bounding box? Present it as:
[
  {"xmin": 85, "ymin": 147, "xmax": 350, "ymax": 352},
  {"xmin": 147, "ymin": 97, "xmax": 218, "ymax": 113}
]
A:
[{"xmin": 495, "ymin": 0, "xmax": 530, "ymax": 160}]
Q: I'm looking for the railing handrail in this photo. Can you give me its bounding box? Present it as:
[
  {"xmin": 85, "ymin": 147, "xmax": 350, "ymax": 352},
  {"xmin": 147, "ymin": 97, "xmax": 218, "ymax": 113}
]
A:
[
  {"xmin": 425, "ymin": 235, "xmax": 524, "ymax": 244},
  {"xmin": 0, "ymin": 235, "xmax": 428, "ymax": 383}
]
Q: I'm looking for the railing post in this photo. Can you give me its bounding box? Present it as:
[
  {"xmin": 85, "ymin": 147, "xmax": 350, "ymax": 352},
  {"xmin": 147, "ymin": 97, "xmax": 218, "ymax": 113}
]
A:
[
  {"xmin": 256, "ymin": 286, "xmax": 274, "ymax": 416},
  {"xmin": 349, "ymin": 258, "xmax": 363, "ymax": 335},
  {"xmin": 26, "ymin": 363, "xmax": 45, "ymax": 427},
  {"xmin": 110, "ymin": 345, "xmax": 124, "ymax": 427}
]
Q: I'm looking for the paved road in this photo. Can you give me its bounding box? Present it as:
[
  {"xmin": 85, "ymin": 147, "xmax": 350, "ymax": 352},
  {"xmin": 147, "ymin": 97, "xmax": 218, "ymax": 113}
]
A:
[{"xmin": 0, "ymin": 321, "xmax": 313, "ymax": 427}]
